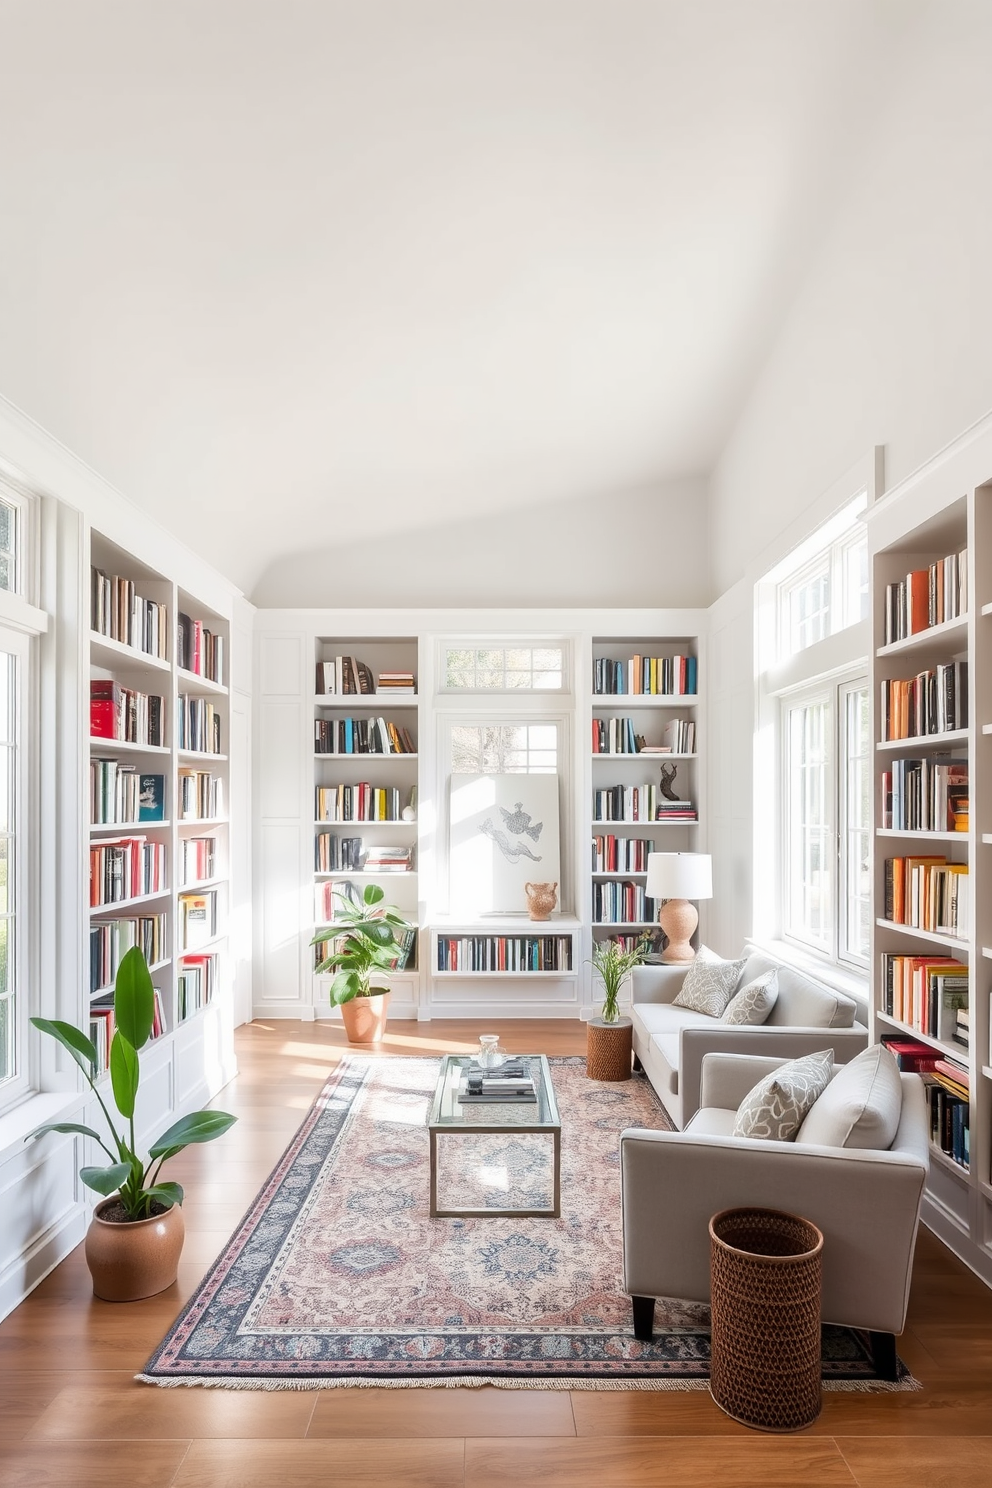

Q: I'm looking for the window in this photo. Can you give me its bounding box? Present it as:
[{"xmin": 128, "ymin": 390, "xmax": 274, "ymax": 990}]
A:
[
  {"xmin": 773, "ymin": 492, "xmax": 869, "ymax": 662},
  {"xmin": 450, "ymin": 723, "xmax": 558, "ymax": 774},
  {"xmin": 442, "ymin": 645, "xmax": 564, "ymax": 691},
  {"xmin": 0, "ymin": 629, "xmax": 30, "ymax": 1104},
  {"xmin": 0, "ymin": 498, "xmax": 18, "ymax": 593},
  {"xmin": 782, "ymin": 675, "xmax": 869, "ymax": 968}
]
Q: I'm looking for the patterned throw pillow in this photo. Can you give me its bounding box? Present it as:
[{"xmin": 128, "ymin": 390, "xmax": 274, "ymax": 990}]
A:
[
  {"xmin": 672, "ymin": 956, "xmax": 748, "ymax": 1018},
  {"xmin": 722, "ymin": 969, "xmax": 779, "ymax": 1026},
  {"xmin": 733, "ymin": 1049, "xmax": 835, "ymax": 1141}
]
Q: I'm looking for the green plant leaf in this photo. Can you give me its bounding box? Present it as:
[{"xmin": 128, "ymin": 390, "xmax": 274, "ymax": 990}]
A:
[
  {"xmin": 362, "ymin": 882, "xmax": 385, "ymax": 906},
  {"xmin": 147, "ymin": 1110, "xmax": 238, "ymax": 1158},
  {"xmin": 29, "ymin": 1017, "xmax": 97, "ymax": 1076},
  {"xmin": 113, "ymin": 945, "xmax": 155, "ymax": 1050},
  {"xmin": 109, "ymin": 1032, "xmax": 140, "ymax": 1119},
  {"xmin": 81, "ymin": 1162, "xmax": 131, "ymax": 1196},
  {"xmin": 25, "ymin": 1121, "xmax": 107, "ymax": 1146},
  {"xmin": 329, "ymin": 969, "xmax": 362, "ymax": 1005},
  {"xmin": 362, "ymin": 922, "xmax": 394, "ymax": 946},
  {"xmin": 143, "ymin": 1181, "xmax": 184, "ymax": 1208}
]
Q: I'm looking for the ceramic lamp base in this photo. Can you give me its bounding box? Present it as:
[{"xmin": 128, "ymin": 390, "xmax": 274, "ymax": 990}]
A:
[{"xmin": 659, "ymin": 898, "xmax": 698, "ymax": 962}]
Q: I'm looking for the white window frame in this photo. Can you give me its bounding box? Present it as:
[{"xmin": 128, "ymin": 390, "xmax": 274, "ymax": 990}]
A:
[
  {"xmin": 437, "ymin": 639, "xmax": 569, "ymax": 694},
  {"xmin": 838, "ymin": 677, "xmax": 871, "ymax": 971},
  {"xmin": 773, "ymin": 492, "xmax": 869, "ymax": 664},
  {"xmin": 0, "ymin": 626, "xmax": 34, "ymax": 1111}
]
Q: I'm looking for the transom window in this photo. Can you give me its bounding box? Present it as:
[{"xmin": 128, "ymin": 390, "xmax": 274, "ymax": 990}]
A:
[
  {"xmin": 0, "ymin": 496, "xmax": 19, "ymax": 594},
  {"xmin": 442, "ymin": 645, "xmax": 564, "ymax": 691},
  {"xmin": 450, "ymin": 723, "xmax": 558, "ymax": 774},
  {"xmin": 772, "ymin": 492, "xmax": 869, "ymax": 663}
]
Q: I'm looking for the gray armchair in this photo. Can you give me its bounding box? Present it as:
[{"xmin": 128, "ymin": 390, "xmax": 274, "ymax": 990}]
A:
[{"xmin": 620, "ymin": 1051, "xmax": 929, "ymax": 1379}]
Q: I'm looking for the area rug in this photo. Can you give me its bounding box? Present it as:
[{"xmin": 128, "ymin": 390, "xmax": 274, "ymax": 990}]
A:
[{"xmin": 139, "ymin": 1055, "xmax": 915, "ymax": 1390}]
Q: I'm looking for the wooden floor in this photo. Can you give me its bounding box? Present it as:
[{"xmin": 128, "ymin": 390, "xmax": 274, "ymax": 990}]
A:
[{"xmin": 1, "ymin": 1018, "xmax": 991, "ymax": 1487}]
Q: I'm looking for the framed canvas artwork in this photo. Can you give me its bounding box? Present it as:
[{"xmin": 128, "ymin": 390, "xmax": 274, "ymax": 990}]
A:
[{"xmin": 449, "ymin": 773, "xmax": 561, "ymax": 915}]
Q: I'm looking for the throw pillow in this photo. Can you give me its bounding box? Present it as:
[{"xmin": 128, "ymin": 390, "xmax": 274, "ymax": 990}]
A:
[
  {"xmin": 796, "ymin": 1043, "xmax": 902, "ymax": 1150},
  {"xmin": 672, "ymin": 955, "xmax": 747, "ymax": 1018},
  {"xmin": 733, "ymin": 1049, "xmax": 834, "ymax": 1142},
  {"xmin": 722, "ymin": 969, "xmax": 779, "ymax": 1025}
]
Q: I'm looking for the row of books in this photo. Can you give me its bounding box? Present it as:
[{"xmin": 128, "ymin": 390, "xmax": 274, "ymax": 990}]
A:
[
  {"xmin": 315, "ymin": 784, "xmax": 403, "ymax": 823},
  {"xmin": 177, "ymin": 768, "xmax": 223, "ymax": 821},
  {"xmin": 315, "ymin": 833, "xmax": 363, "ymax": 872},
  {"xmin": 315, "ymin": 657, "xmax": 417, "ymax": 696},
  {"xmin": 90, "ymin": 762, "xmax": 165, "ymax": 826},
  {"xmin": 880, "ymin": 664, "xmax": 967, "ymax": 741},
  {"xmin": 593, "ymin": 784, "xmax": 696, "ymax": 824},
  {"xmin": 592, "ymin": 881, "xmax": 657, "ymax": 925},
  {"xmin": 645, "ymin": 719, "xmax": 696, "ymax": 754},
  {"xmin": 593, "ymin": 654, "xmax": 698, "ymax": 696},
  {"xmin": 91, "ymin": 568, "xmax": 169, "ymax": 661},
  {"xmin": 312, "ymin": 925, "xmax": 417, "ymax": 971},
  {"xmin": 879, "ymin": 952, "xmax": 968, "ymax": 1045},
  {"xmin": 90, "ymin": 987, "xmax": 167, "ymax": 1074},
  {"xmin": 90, "ymin": 836, "xmax": 166, "ymax": 907},
  {"xmin": 314, "ymin": 878, "xmax": 361, "ymax": 923},
  {"xmin": 598, "ymin": 931, "xmax": 657, "ymax": 955},
  {"xmin": 178, "ymin": 695, "xmax": 222, "ymax": 755},
  {"xmin": 591, "ymin": 835, "xmax": 656, "ymax": 874},
  {"xmin": 882, "ymin": 856, "xmax": 969, "ymax": 937},
  {"xmin": 90, "ymin": 914, "xmax": 166, "ymax": 994},
  {"xmin": 436, "ymin": 935, "xmax": 572, "ymax": 973},
  {"xmin": 880, "ymin": 757, "xmax": 968, "ymax": 833},
  {"xmin": 90, "ymin": 681, "xmax": 166, "ymax": 747},
  {"xmin": 180, "ymin": 836, "xmax": 216, "ymax": 886},
  {"xmin": 177, "ymin": 612, "xmax": 224, "ymax": 684},
  {"xmin": 592, "ymin": 716, "xmax": 640, "ymax": 755},
  {"xmin": 178, "ymin": 890, "xmax": 218, "ymax": 950},
  {"xmin": 883, "ymin": 550, "xmax": 967, "ymax": 644},
  {"xmin": 178, "ymin": 953, "xmax": 218, "ymax": 1022},
  {"xmin": 314, "ymin": 717, "xmax": 416, "ymax": 755}
]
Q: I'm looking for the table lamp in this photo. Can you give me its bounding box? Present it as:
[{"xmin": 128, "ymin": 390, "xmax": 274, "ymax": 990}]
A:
[{"xmin": 645, "ymin": 852, "xmax": 713, "ymax": 963}]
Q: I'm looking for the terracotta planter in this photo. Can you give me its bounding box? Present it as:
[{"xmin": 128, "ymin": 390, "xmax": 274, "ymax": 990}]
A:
[
  {"xmin": 85, "ymin": 1197, "xmax": 185, "ymax": 1302},
  {"xmin": 340, "ymin": 989, "xmax": 390, "ymax": 1043}
]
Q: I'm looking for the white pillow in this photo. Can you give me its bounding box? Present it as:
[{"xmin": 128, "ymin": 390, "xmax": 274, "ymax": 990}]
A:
[
  {"xmin": 722, "ymin": 969, "xmax": 779, "ymax": 1025},
  {"xmin": 796, "ymin": 1043, "xmax": 902, "ymax": 1150},
  {"xmin": 672, "ymin": 956, "xmax": 747, "ymax": 1018},
  {"xmin": 733, "ymin": 1049, "xmax": 834, "ymax": 1142}
]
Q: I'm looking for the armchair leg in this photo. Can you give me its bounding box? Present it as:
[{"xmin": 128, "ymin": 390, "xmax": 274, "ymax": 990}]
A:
[
  {"xmin": 632, "ymin": 1053, "xmax": 643, "ymax": 1073},
  {"xmin": 632, "ymin": 1295, "xmax": 655, "ymax": 1342},
  {"xmin": 868, "ymin": 1330, "xmax": 899, "ymax": 1382}
]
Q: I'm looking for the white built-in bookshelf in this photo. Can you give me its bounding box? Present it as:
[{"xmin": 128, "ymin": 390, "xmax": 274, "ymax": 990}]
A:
[
  {"xmin": 867, "ymin": 471, "xmax": 992, "ymax": 1288},
  {"xmin": 88, "ymin": 532, "xmax": 232, "ymax": 1082},
  {"xmin": 311, "ymin": 636, "xmax": 420, "ymax": 1011}
]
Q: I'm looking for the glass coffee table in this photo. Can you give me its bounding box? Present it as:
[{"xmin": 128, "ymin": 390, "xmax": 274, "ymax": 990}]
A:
[{"xmin": 427, "ymin": 1054, "xmax": 561, "ymax": 1219}]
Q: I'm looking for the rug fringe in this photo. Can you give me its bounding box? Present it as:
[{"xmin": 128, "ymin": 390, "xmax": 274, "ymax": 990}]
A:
[{"xmin": 134, "ymin": 1372, "xmax": 920, "ymax": 1393}]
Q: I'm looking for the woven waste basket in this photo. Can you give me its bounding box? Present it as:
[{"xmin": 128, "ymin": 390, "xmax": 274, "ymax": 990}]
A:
[
  {"xmin": 585, "ymin": 1017, "xmax": 632, "ymax": 1081},
  {"xmin": 708, "ymin": 1206, "xmax": 824, "ymax": 1432}
]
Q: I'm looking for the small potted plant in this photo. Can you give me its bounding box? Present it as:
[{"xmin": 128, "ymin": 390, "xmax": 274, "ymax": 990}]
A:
[
  {"xmin": 26, "ymin": 946, "xmax": 237, "ymax": 1301},
  {"xmin": 586, "ymin": 938, "xmax": 649, "ymax": 1081},
  {"xmin": 311, "ymin": 882, "xmax": 413, "ymax": 1043},
  {"xmin": 590, "ymin": 936, "xmax": 650, "ymax": 1023}
]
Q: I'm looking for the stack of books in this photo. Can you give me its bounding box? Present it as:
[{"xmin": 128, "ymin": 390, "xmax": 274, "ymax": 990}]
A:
[
  {"xmin": 363, "ymin": 844, "xmax": 413, "ymax": 872},
  {"xmin": 459, "ymin": 1059, "xmax": 537, "ymax": 1103},
  {"xmin": 316, "ymin": 657, "xmax": 376, "ymax": 695},
  {"xmin": 655, "ymin": 799, "xmax": 697, "ymax": 822},
  {"xmin": 377, "ymin": 670, "xmax": 416, "ymax": 695}
]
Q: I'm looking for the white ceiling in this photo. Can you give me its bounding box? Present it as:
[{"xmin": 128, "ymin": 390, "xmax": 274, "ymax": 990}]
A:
[{"xmin": 0, "ymin": 1, "xmax": 920, "ymax": 596}]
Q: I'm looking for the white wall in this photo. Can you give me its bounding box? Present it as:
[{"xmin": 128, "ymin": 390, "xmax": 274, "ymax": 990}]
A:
[
  {"xmin": 250, "ymin": 477, "xmax": 711, "ymax": 609},
  {"xmin": 710, "ymin": 2, "xmax": 992, "ymax": 597}
]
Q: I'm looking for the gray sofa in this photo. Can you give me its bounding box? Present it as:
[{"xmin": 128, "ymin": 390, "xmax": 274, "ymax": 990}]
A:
[{"xmin": 630, "ymin": 943, "xmax": 869, "ymax": 1128}]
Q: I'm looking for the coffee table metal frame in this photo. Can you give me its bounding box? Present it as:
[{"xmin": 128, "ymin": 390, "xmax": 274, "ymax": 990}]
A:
[{"xmin": 427, "ymin": 1053, "xmax": 562, "ymax": 1219}]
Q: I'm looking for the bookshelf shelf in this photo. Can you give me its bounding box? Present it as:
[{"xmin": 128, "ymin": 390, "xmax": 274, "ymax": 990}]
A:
[
  {"xmin": 875, "ymin": 613, "xmax": 969, "ymax": 657},
  {"xmin": 982, "ymin": 1065, "xmax": 992, "ymax": 1080},
  {"xmin": 875, "ymin": 1010, "xmax": 967, "ymax": 1061},
  {"xmin": 177, "ymin": 749, "xmax": 228, "ymax": 762},
  {"xmin": 590, "ymin": 752, "xmax": 697, "ymax": 761},
  {"xmin": 592, "ymin": 920, "xmax": 657, "ymax": 930},
  {"xmin": 91, "ymin": 889, "xmax": 171, "ymax": 914},
  {"xmin": 590, "ymin": 695, "xmax": 698, "ymax": 708},
  {"xmin": 876, "ymin": 828, "xmax": 965, "ymax": 842},
  {"xmin": 90, "ymin": 819, "xmax": 172, "ymax": 833},
  {"xmin": 592, "ymin": 871, "xmax": 648, "ymax": 880},
  {"xmin": 178, "ymin": 875, "xmax": 225, "ymax": 893},
  {"xmin": 875, "ymin": 917, "xmax": 969, "ymax": 951},
  {"xmin": 179, "ymin": 932, "xmax": 227, "ymax": 956},
  {"xmin": 315, "ymin": 870, "xmax": 417, "ymax": 880},
  {"xmin": 314, "ymin": 752, "xmax": 419, "ymax": 761},
  {"xmin": 876, "ymin": 729, "xmax": 969, "ymax": 752},
  {"xmin": 431, "ymin": 969, "xmax": 579, "ymax": 980},
  {"xmin": 928, "ymin": 1142, "xmax": 970, "ymax": 1180},
  {"xmin": 177, "ymin": 667, "xmax": 228, "ymax": 696},
  {"xmin": 89, "ymin": 737, "xmax": 170, "ymax": 756},
  {"xmin": 91, "ymin": 957, "xmax": 172, "ymax": 999},
  {"xmin": 314, "ymin": 694, "xmax": 419, "ymax": 708},
  {"xmin": 90, "ymin": 631, "xmax": 171, "ymax": 672}
]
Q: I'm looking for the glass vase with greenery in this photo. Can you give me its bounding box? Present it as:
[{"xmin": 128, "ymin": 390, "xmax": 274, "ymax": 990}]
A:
[
  {"xmin": 26, "ymin": 947, "xmax": 237, "ymax": 1221},
  {"xmin": 589, "ymin": 937, "xmax": 649, "ymax": 1023},
  {"xmin": 310, "ymin": 882, "xmax": 413, "ymax": 1006}
]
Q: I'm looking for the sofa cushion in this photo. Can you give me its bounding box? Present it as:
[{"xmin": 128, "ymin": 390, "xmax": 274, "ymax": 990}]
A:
[
  {"xmin": 722, "ymin": 969, "xmax": 779, "ymax": 1025},
  {"xmin": 631, "ymin": 1002, "xmax": 717, "ymax": 1038},
  {"xmin": 672, "ymin": 956, "xmax": 747, "ymax": 1018},
  {"xmin": 796, "ymin": 1043, "xmax": 903, "ymax": 1150},
  {"xmin": 684, "ymin": 1107, "xmax": 737, "ymax": 1138},
  {"xmin": 733, "ymin": 1048, "xmax": 834, "ymax": 1141},
  {"xmin": 742, "ymin": 952, "xmax": 857, "ymax": 1029}
]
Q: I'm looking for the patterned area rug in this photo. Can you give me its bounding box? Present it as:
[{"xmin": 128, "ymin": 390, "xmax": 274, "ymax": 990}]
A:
[{"xmin": 140, "ymin": 1056, "xmax": 914, "ymax": 1389}]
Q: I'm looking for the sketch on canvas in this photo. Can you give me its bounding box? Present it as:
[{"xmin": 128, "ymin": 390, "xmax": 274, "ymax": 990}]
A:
[{"xmin": 449, "ymin": 774, "xmax": 561, "ymax": 915}]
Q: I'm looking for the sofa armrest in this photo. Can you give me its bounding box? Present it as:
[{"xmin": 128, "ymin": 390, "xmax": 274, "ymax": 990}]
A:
[
  {"xmin": 698, "ymin": 1052, "xmax": 792, "ymax": 1111},
  {"xmin": 679, "ymin": 1024, "xmax": 869, "ymax": 1127},
  {"xmin": 630, "ymin": 964, "xmax": 690, "ymax": 1005},
  {"xmin": 619, "ymin": 1127, "xmax": 927, "ymax": 1334}
]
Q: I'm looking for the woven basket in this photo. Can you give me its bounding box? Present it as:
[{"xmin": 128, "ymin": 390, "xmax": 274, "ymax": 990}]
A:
[
  {"xmin": 708, "ymin": 1206, "xmax": 824, "ymax": 1433},
  {"xmin": 585, "ymin": 1017, "xmax": 632, "ymax": 1081}
]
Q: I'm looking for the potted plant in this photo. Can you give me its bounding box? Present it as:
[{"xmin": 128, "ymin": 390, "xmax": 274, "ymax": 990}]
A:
[
  {"xmin": 311, "ymin": 882, "xmax": 413, "ymax": 1043},
  {"xmin": 590, "ymin": 937, "xmax": 649, "ymax": 1024},
  {"xmin": 26, "ymin": 946, "xmax": 237, "ymax": 1301}
]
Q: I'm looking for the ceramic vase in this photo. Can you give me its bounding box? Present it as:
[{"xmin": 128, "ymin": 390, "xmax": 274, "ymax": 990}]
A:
[{"xmin": 85, "ymin": 1197, "xmax": 185, "ymax": 1302}]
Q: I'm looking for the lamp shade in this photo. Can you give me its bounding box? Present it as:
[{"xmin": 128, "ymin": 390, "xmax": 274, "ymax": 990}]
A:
[{"xmin": 646, "ymin": 852, "xmax": 713, "ymax": 901}]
